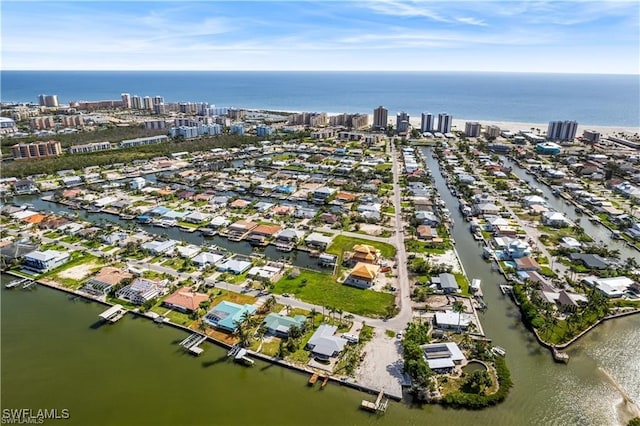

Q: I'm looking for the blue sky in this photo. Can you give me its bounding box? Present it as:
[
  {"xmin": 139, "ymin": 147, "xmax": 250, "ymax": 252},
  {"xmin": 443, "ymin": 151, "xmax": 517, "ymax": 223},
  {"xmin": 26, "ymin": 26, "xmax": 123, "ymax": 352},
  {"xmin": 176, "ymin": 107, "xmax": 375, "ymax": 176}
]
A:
[{"xmin": 2, "ymin": 1, "xmax": 638, "ymax": 73}]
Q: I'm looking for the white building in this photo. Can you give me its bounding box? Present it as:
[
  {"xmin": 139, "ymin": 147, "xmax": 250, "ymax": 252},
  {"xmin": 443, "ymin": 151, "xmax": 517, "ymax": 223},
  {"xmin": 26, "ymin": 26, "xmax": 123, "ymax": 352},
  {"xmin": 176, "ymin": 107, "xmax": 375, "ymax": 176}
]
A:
[{"xmin": 24, "ymin": 250, "xmax": 70, "ymax": 273}]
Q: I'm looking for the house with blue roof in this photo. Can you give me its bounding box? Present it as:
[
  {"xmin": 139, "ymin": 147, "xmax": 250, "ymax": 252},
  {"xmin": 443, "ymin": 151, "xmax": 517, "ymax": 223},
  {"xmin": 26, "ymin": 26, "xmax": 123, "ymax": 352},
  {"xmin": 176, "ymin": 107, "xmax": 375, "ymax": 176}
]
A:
[
  {"xmin": 149, "ymin": 205, "xmax": 170, "ymax": 216},
  {"xmin": 203, "ymin": 301, "xmax": 257, "ymax": 333}
]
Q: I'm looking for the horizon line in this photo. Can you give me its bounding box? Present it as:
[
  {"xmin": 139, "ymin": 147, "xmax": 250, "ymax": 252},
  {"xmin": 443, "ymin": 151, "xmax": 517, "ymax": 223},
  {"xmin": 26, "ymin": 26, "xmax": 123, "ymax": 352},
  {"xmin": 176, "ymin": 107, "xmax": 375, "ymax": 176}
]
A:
[{"xmin": 2, "ymin": 69, "xmax": 638, "ymax": 76}]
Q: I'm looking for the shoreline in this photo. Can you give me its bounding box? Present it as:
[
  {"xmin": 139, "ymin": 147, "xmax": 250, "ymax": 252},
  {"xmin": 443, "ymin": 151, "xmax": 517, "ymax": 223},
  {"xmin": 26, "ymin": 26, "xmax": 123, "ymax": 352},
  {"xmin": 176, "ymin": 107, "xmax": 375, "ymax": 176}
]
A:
[{"xmin": 2, "ymin": 270, "xmax": 403, "ymax": 401}]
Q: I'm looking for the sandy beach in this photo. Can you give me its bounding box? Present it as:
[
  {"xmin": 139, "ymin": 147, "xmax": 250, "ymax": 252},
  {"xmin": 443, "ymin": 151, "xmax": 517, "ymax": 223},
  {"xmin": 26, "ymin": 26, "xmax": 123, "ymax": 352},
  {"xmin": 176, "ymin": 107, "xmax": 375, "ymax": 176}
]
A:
[{"xmin": 363, "ymin": 113, "xmax": 639, "ymax": 137}]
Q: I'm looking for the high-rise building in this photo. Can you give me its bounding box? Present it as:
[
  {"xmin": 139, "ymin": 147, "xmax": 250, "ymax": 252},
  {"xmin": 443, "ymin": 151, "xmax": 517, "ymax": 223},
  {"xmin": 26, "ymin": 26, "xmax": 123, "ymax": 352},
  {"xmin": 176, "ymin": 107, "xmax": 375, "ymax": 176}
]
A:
[
  {"xmin": 437, "ymin": 113, "xmax": 452, "ymax": 133},
  {"xmin": 152, "ymin": 96, "xmax": 164, "ymax": 106},
  {"xmin": 131, "ymin": 96, "xmax": 142, "ymax": 110},
  {"xmin": 143, "ymin": 97, "xmax": 153, "ymax": 111},
  {"xmin": 547, "ymin": 120, "xmax": 578, "ymax": 141},
  {"xmin": 421, "ymin": 112, "xmax": 434, "ymax": 133},
  {"xmin": 154, "ymin": 103, "xmax": 166, "ymax": 115},
  {"xmin": 464, "ymin": 121, "xmax": 481, "ymax": 137},
  {"xmin": 121, "ymin": 93, "xmax": 131, "ymax": 109},
  {"xmin": 396, "ymin": 111, "xmax": 410, "ymax": 134},
  {"xmin": 373, "ymin": 106, "xmax": 388, "ymax": 130},
  {"xmin": 485, "ymin": 125, "xmax": 501, "ymax": 139},
  {"xmin": 38, "ymin": 94, "xmax": 59, "ymax": 108}
]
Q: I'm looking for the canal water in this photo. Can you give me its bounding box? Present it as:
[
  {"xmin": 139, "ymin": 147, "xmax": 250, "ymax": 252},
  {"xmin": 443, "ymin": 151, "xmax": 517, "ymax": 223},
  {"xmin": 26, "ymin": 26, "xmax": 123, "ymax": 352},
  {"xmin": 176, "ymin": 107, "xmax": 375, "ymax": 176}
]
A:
[
  {"xmin": 12, "ymin": 193, "xmax": 322, "ymax": 272},
  {"xmin": 2, "ymin": 151, "xmax": 639, "ymax": 425},
  {"xmin": 500, "ymin": 156, "xmax": 636, "ymax": 261}
]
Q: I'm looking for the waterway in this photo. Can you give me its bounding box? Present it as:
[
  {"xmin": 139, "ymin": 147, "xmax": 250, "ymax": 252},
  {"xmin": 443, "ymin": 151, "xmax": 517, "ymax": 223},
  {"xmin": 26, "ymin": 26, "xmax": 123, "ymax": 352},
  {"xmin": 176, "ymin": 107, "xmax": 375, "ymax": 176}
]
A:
[
  {"xmin": 11, "ymin": 192, "xmax": 323, "ymax": 272},
  {"xmin": 500, "ymin": 156, "xmax": 636, "ymax": 261},
  {"xmin": 2, "ymin": 150, "xmax": 639, "ymax": 425}
]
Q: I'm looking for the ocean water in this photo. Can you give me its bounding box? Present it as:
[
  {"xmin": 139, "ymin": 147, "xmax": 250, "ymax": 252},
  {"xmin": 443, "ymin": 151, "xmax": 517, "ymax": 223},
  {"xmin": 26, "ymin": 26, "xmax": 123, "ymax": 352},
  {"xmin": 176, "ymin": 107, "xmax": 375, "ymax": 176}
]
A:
[{"xmin": 1, "ymin": 71, "xmax": 638, "ymax": 127}]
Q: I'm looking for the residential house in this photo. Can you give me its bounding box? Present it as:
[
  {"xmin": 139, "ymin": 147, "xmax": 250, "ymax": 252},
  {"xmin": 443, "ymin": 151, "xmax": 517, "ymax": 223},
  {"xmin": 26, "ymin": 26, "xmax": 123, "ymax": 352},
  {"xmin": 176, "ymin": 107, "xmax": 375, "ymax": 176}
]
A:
[
  {"xmin": 305, "ymin": 232, "xmax": 333, "ymax": 249},
  {"xmin": 24, "ymin": 250, "xmax": 70, "ymax": 273},
  {"xmin": 84, "ymin": 267, "xmax": 132, "ymax": 296},
  {"xmin": 116, "ymin": 277, "xmax": 167, "ymax": 305},
  {"xmin": 568, "ymin": 253, "xmax": 609, "ymax": 270},
  {"xmin": 434, "ymin": 311, "xmax": 471, "ymax": 330},
  {"xmin": 306, "ymin": 324, "xmax": 348, "ymax": 360},
  {"xmin": 184, "ymin": 211, "xmax": 211, "ymax": 224},
  {"xmin": 421, "ymin": 342, "xmax": 466, "ymax": 373},
  {"xmin": 217, "ymin": 257, "xmax": 252, "ymax": 274},
  {"xmin": 542, "ymin": 211, "xmax": 571, "ymax": 228},
  {"xmin": 203, "ymin": 301, "xmax": 257, "ymax": 332},
  {"xmin": 415, "ymin": 211, "xmax": 440, "ymax": 226},
  {"xmin": 13, "ymin": 179, "xmax": 38, "ymax": 194},
  {"xmin": 431, "ymin": 273, "xmax": 459, "ymax": 294},
  {"xmin": 582, "ymin": 275, "xmax": 635, "ymax": 298},
  {"xmin": 247, "ymin": 264, "xmax": 283, "ymax": 282},
  {"xmin": 162, "ymin": 287, "xmax": 209, "ymax": 313},
  {"xmin": 348, "ymin": 244, "xmax": 379, "ymax": 264},
  {"xmin": 416, "ymin": 225, "xmax": 438, "ymax": 241},
  {"xmin": 141, "ymin": 239, "xmax": 177, "ymax": 256},
  {"xmin": 192, "ymin": 251, "xmax": 225, "ymax": 267},
  {"xmin": 263, "ymin": 313, "xmax": 307, "ymax": 338},
  {"xmin": 514, "ymin": 256, "xmax": 541, "ymax": 272},
  {"xmin": 344, "ymin": 262, "xmax": 380, "ymax": 289}
]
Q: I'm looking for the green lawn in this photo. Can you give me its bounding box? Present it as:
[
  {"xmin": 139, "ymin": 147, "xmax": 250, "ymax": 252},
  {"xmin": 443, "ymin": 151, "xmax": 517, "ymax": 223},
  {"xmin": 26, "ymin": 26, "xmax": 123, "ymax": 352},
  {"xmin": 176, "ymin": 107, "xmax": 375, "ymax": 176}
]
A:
[
  {"xmin": 405, "ymin": 239, "xmax": 448, "ymax": 254},
  {"xmin": 272, "ymin": 270, "xmax": 394, "ymax": 318},
  {"xmin": 454, "ymin": 272, "xmax": 471, "ymax": 296},
  {"xmin": 327, "ymin": 235, "xmax": 396, "ymax": 259}
]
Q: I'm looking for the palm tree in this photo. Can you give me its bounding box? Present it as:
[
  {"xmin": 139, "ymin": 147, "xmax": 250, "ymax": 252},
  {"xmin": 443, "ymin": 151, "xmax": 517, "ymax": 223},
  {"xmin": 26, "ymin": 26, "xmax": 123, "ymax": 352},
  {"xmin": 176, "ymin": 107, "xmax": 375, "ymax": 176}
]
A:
[
  {"xmin": 308, "ymin": 308, "xmax": 317, "ymax": 327},
  {"xmin": 452, "ymin": 301, "xmax": 465, "ymax": 333},
  {"xmin": 337, "ymin": 308, "xmax": 343, "ymax": 325}
]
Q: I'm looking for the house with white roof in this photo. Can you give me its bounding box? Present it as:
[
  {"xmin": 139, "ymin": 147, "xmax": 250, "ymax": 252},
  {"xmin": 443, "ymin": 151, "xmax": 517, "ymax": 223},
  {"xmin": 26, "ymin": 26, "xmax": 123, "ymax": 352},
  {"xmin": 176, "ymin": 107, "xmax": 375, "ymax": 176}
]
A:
[
  {"xmin": 305, "ymin": 232, "xmax": 333, "ymax": 249},
  {"xmin": 24, "ymin": 250, "xmax": 70, "ymax": 273},
  {"xmin": 141, "ymin": 239, "xmax": 177, "ymax": 256},
  {"xmin": 542, "ymin": 211, "xmax": 571, "ymax": 228},
  {"xmin": 192, "ymin": 251, "xmax": 225, "ymax": 267},
  {"xmin": 434, "ymin": 310, "xmax": 471, "ymax": 331},
  {"xmin": 420, "ymin": 342, "xmax": 466, "ymax": 373}
]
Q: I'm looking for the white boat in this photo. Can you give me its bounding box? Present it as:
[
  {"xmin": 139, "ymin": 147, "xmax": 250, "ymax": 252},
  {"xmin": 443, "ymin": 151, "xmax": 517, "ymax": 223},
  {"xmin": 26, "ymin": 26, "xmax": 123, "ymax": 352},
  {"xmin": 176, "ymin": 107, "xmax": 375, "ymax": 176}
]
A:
[
  {"xmin": 470, "ymin": 279, "xmax": 481, "ymax": 292},
  {"xmin": 492, "ymin": 346, "xmax": 506, "ymax": 357}
]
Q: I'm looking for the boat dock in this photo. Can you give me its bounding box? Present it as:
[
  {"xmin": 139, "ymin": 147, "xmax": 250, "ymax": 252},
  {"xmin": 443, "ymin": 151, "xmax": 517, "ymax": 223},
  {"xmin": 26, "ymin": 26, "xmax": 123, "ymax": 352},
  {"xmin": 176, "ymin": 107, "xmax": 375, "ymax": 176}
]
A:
[
  {"xmin": 360, "ymin": 389, "xmax": 388, "ymax": 414},
  {"xmin": 308, "ymin": 372, "xmax": 319, "ymax": 385},
  {"xmin": 99, "ymin": 304, "xmax": 127, "ymax": 323},
  {"xmin": 499, "ymin": 284, "xmax": 513, "ymax": 295},
  {"xmin": 6, "ymin": 278, "xmax": 33, "ymax": 289},
  {"xmin": 180, "ymin": 333, "xmax": 207, "ymax": 356},
  {"xmin": 227, "ymin": 345, "xmax": 254, "ymax": 365}
]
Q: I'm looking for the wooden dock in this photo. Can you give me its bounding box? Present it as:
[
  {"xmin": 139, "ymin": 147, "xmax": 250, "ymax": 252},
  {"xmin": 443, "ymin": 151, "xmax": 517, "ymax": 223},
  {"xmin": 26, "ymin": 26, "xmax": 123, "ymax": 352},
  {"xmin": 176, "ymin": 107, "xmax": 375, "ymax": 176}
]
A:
[
  {"xmin": 308, "ymin": 372, "xmax": 319, "ymax": 385},
  {"xmin": 360, "ymin": 389, "xmax": 388, "ymax": 414},
  {"xmin": 321, "ymin": 376, "xmax": 329, "ymax": 389}
]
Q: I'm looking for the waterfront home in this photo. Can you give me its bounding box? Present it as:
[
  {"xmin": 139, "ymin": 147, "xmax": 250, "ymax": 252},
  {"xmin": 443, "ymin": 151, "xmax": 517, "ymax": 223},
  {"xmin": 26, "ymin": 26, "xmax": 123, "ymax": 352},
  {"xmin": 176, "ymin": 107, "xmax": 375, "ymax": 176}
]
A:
[
  {"xmin": 431, "ymin": 273, "xmax": 459, "ymax": 294},
  {"xmin": 624, "ymin": 222, "xmax": 640, "ymax": 240},
  {"xmin": 209, "ymin": 216, "xmax": 231, "ymax": 229},
  {"xmin": 13, "ymin": 179, "xmax": 38, "ymax": 194},
  {"xmin": 115, "ymin": 277, "xmax": 167, "ymax": 305},
  {"xmin": 305, "ymin": 232, "xmax": 333, "ymax": 249},
  {"xmin": 250, "ymin": 224, "xmax": 282, "ymax": 239},
  {"xmin": 227, "ymin": 220, "xmax": 258, "ymax": 239},
  {"xmin": 568, "ymin": 253, "xmax": 609, "ymax": 270},
  {"xmin": 434, "ymin": 311, "xmax": 471, "ymax": 331},
  {"xmin": 162, "ymin": 287, "xmax": 209, "ymax": 313},
  {"xmin": 129, "ymin": 177, "xmax": 146, "ymax": 190},
  {"xmin": 184, "ymin": 211, "xmax": 211, "ymax": 224},
  {"xmin": 102, "ymin": 232, "xmax": 128, "ymax": 246},
  {"xmin": 203, "ymin": 301, "xmax": 257, "ymax": 333},
  {"xmin": 514, "ymin": 256, "xmax": 541, "ymax": 272},
  {"xmin": 344, "ymin": 262, "xmax": 380, "ymax": 289},
  {"xmin": 306, "ymin": 324, "xmax": 348, "ymax": 361},
  {"xmin": 141, "ymin": 239, "xmax": 178, "ymax": 256},
  {"xmin": 542, "ymin": 211, "xmax": 571, "ymax": 228},
  {"xmin": 473, "ymin": 202, "xmax": 500, "ymax": 217},
  {"xmin": 294, "ymin": 207, "xmax": 317, "ymax": 219},
  {"xmin": 262, "ymin": 313, "xmax": 307, "ymax": 338},
  {"xmin": 276, "ymin": 228, "xmax": 301, "ymax": 243},
  {"xmin": 217, "ymin": 257, "xmax": 252, "ymax": 275},
  {"xmin": 23, "ymin": 249, "xmax": 70, "ymax": 273},
  {"xmin": 421, "ymin": 342, "xmax": 466, "ymax": 373},
  {"xmin": 0, "ymin": 241, "xmax": 37, "ymax": 261},
  {"xmin": 273, "ymin": 205, "xmax": 295, "ymax": 216},
  {"xmin": 192, "ymin": 251, "xmax": 224, "ymax": 267},
  {"xmin": 84, "ymin": 267, "xmax": 133, "ymax": 296},
  {"xmin": 582, "ymin": 276, "xmax": 636, "ymax": 298}
]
